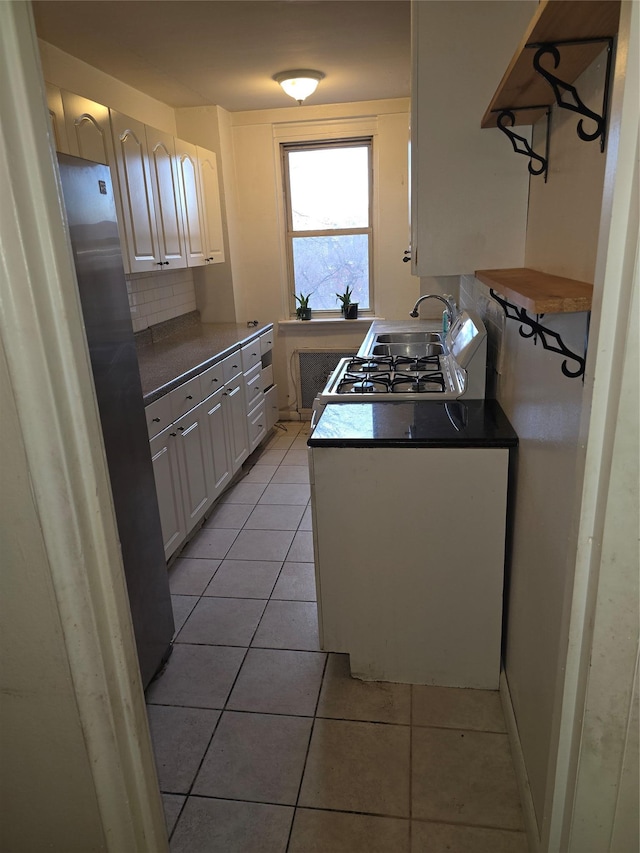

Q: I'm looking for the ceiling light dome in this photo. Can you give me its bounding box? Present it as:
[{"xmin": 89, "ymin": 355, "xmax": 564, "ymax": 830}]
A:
[{"xmin": 273, "ymin": 69, "xmax": 325, "ymax": 105}]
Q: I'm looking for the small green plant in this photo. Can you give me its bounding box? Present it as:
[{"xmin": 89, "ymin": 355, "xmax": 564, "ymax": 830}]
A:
[
  {"xmin": 336, "ymin": 285, "xmax": 353, "ymax": 314},
  {"xmin": 294, "ymin": 292, "xmax": 312, "ymax": 319}
]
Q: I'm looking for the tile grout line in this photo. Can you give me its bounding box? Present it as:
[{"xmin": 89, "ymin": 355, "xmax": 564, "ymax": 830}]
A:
[
  {"xmin": 409, "ymin": 682, "xmax": 413, "ymax": 849},
  {"xmin": 167, "ymin": 434, "xmax": 310, "ymax": 842},
  {"xmin": 285, "ymin": 650, "xmax": 330, "ymax": 852}
]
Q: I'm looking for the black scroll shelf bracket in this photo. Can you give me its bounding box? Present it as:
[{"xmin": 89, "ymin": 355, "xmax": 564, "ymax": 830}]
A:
[
  {"xmin": 495, "ymin": 107, "xmax": 550, "ymax": 181},
  {"xmin": 489, "ymin": 289, "xmax": 586, "ymax": 379},
  {"xmin": 529, "ymin": 38, "xmax": 614, "ymax": 153}
]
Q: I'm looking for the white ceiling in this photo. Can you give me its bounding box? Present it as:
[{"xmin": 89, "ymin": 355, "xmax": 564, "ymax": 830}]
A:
[{"xmin": 32, "ymin": 0, "xmax": 411, "ymax": 112}]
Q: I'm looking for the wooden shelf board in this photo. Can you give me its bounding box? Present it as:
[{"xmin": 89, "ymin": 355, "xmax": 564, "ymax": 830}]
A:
[
  {"xmin": 481, "ymin": 0, "xmax": 620, "ymax": 129},
  {"xmin": 475, "ymin": 268, "xmax": 593, "ymax": 314}
]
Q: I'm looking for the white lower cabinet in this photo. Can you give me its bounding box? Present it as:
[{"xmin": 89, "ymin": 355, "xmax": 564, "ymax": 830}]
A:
[
  {"xmin": 149, "ymin": 425, "xmax": 186, "ymax": 560},
  {"xmin": 146, "ymin": 330, "xmax": 274, "ymax": 559},
  {"xmin": 173, "ymin": 400, "xmax": 215, "ymax": 530},
  {"xmin": 264, "ymin": 385, "xmax": 279, "ymax": 431},
  {"xmin": 202, "ymin": 386, "xmax": 232, "ymax": 499},
  {"xmin": 247, "ymin": 401, "xmax": 267, "ymax": 452},
  {"xmin": 223, "ymin": 379, "xmax": 249, "ymax": 473}
]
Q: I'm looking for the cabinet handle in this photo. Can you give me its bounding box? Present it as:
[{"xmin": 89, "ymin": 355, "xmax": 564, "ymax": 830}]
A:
[
  {"xmin": 170, "ymin": 432, "xmax": 177, "ymax": 437},
  {"xmin": 222, "ymin": 392, "xmax": 228, "ymax": 396},
  {"xmin": 177, "ymin": 426, "xmax": 185, "ymax": 432},
  {"xmin": 156, "ymin": 261, "xmax": 170, "ymax": 266},
  {"xmin": 152, "ymin": 417, "xmax": 161, "ymax": 422},
  {"xmin": 207, "ymin": 256, "xmax": 214, "ymax": 261},
  {"xmin": 186, "ymin": 395, "xmax": 193, "ymax": 400}
]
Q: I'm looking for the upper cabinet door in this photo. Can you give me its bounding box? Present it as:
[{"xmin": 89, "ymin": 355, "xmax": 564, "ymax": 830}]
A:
[
  {"xmin": 60, "ymin": 91, "xmax": 130, "ymax": 273},
  {"xmin": 197, "ymin": 148, "xmax": 225, "ymax": 264},
  {"xmin": 410, "ymin": 1, "xmax": 533, "ymax": 276},
  {"xmin": 110, "ymin": 110, "xmax": 161, "ymax": 273},
  {"xmin": 174, "ymin": 138, "xmax": 206, "ymax": 267},
  {"xmin": 45, "ymin": 84, "xmax": 69, "ymax": 155},
  {"xmin": 145, "ymin": 126, "xmax": 187, "ymax": 269},
  {"xmin": 61, "ymin": 92, "xmax": 114, "ymax": 165}
]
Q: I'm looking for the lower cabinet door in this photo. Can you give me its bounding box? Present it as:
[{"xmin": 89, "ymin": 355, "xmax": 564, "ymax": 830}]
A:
[
  {"xmin": 150, "ymin": 426, "xmax": 186, "ymax": 560},
  {"xmin": 247, "ymin": 400, "xmax": 266, "ymax": 452},
  {"xmin": 203, "ymin": 386, "xmax": 232, "ymax": 499},
  {"xmin": 223, "ymin": 380, "xmax": 249, "ymax": 474},
  {"xmin": 264, "ymin": 384, "xmax": 279, "ymax": 430},
  {"xmin": 173, "ymin": 401, "xmax": 215, "ymax": 526}
]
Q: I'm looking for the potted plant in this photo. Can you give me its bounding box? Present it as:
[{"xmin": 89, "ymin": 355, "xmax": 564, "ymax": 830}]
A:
[
  {"xmin": 336, "ymin": 285, "xmax": 358, "ymax": 319},
  {"xmin": 294, "ymin": 292, "xmax": 313, "ymax": 320}
]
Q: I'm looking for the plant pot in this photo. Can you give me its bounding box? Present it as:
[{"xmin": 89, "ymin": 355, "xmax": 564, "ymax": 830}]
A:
[
  {"xmin": 344, "ymin": 303, "xmax": 359, "ymax": 319},
  {"xmin": 297, "ymin": 307, "xmax": 312, "ymax": 320}
]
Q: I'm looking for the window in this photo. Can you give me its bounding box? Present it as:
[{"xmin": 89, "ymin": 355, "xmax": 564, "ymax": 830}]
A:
[{"xmin": 282, "ymin": 139, "xmax": 373, "ymax": 314}]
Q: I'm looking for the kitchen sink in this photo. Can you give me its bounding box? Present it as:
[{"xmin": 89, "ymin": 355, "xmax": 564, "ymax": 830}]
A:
[
  {"xmin": 375, "ymin": 332, "xmax": 442, "ymax": 344},
  {"xmin": 371, "ymin": 343, "xmax": 445, "ymax": 358}
]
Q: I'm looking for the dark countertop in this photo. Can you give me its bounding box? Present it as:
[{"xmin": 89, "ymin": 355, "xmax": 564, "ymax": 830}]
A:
[
  {"xmin": 307, "ymin": 400, "xmax": 518, "ymax": 448},
  {"xmin": 136, "ymin": 315, "xmax": 273, "ymax": 403}
]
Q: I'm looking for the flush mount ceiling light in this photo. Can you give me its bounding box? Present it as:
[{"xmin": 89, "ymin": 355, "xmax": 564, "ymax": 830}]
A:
[{"xmin": 273, "ymin": 69, "xmax": 325, "ymax": 105}]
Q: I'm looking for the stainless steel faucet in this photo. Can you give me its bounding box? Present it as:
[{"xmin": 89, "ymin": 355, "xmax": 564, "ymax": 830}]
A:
[{"xmin": 410, "ymin": 293, "xmax": 455, "ymax": 319}]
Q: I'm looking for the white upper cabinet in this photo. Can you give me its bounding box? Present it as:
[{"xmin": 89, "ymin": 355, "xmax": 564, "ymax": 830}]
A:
[
  {"xmin": 174, "ymin": 138, "xmax": 207, "ymax": 267},
  {"xmin": 47, "ymin": 87, "xmax": 226, "ymax": 274},
  {"xmin": 410, "ymin": 1, "xmax": 534, "ymax": 276},
  {"xmin": 110, "ymin": 110, "xmax": 163, "ymax": 273},
  {"xmin": 197, "ymin": 148, "xmax": 225, "ymax": 264},
  {"xmin": 145, "ymin": 125, "xmax": 188, "ymax": 269},
  {"xmin": 62, "ymin": 91, "xmax": 114, "ymax": 166},
  {"xmin": 45, "ymin": 84, "xmax": 69, "ymax": 155},
  {"xmin": 60, "ymin": 92, "xmax": 130, "ymax": 272}
]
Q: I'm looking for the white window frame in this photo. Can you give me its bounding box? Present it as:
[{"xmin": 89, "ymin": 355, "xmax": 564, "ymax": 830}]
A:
[{"xmin": 273, "ymin": 118, "xmax": 379, "ymax": 319}]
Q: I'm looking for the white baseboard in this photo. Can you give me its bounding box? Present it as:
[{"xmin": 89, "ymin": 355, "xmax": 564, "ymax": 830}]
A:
[{"xmin": 500, "ymin": 669, "xmax": 542, "ymax": 853}]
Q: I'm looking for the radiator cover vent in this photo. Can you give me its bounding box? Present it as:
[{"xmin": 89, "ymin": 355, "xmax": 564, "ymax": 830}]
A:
[{"xmin": 296, "ymin": 350, "xmax": 355, "ymax": 410}]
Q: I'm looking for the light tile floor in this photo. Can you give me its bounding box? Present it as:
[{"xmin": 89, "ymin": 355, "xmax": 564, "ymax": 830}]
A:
[{"xmin": 146, "ymin": 421, "xmax": 529, "ymax": 853}]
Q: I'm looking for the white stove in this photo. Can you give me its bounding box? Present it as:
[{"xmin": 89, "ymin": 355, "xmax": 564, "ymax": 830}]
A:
[{"xmin": 314, "ymin": 310, "xmax": 487, "ymax": 415}]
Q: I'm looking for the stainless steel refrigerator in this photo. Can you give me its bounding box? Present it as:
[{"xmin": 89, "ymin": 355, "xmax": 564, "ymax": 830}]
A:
[{"xmin": 57, "ymin": 153, "xmax": 174, "ymax": 688}]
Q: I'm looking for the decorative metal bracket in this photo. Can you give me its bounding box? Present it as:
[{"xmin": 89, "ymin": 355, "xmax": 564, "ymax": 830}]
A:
[
  {"xmin": 529, "ymin": 38, "xmax": 614, "ymax": 152},
  {"xmin": 489, "ymin": 289, "xmax": 586, "ymax": 379},
  {"xmin": 496, "ymin": 108, "xmax": 550, "ymax": 181}
]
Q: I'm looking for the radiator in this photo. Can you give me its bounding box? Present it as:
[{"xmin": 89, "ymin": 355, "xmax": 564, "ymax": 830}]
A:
[{"xmin": 295, "ymin": 349, "xmax": 356, "ymax": 410}]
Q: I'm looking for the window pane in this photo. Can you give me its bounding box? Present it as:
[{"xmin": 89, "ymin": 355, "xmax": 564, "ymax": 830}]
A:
[
  {"xmin": 292, "ymin": 234, "xmax": 370, "ymax": 310},
  {"xmin": 288, "ymin": 147, "xmax": 369, "ymax": 231}
]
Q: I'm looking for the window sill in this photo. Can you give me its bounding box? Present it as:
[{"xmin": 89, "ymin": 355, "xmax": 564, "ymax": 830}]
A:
[{"xmin": 278, "ymin": 316, "xmax": 383, "ymax": 330}]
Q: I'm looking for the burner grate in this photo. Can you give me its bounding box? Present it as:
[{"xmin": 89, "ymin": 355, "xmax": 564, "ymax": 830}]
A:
[{"xmin": 390, "ymin": 371, "xmax": 446, "ymax": 393}]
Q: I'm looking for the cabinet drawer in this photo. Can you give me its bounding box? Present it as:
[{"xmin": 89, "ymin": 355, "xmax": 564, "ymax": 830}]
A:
[
  {"xmin": 145, "ymin": 394, "xmax": 172, "ymax": 439},
  {"xmin": 264, "ymin": 384, "xmax": 279, "ymax": 431},
  {"xmin": 241, "ymin": 339, "xmax": 262, "ymax": 373},
  {"xmin": 244, "ymin": 364, "xmax": 263, "ymax": 410},
  {"xmin": 199, "ymin": 360, "xmax": 225, "ymax": 399},
  {"xmin": 222, "ymin": 351, "xmax": 243, "ymax": 383},
  {"xmin": 262, "ymin": 363, "xmax": 274, "ymax": 390},
  {"xmin": 247, "ymin": 400, "xmax": 266, "ymax": 451},
  {"xmin": 169, "ymin": 375, "xmax": 201, "ymax": 421},
  {"xmin": 260, "ymin": 330, "xmax": 274, "ymax": 355}
]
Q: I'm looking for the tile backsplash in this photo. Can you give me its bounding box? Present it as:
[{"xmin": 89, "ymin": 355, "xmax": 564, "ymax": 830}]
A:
[{"xmin": 127, "ymin": 268, "xmax": 197, "ymax": 332}]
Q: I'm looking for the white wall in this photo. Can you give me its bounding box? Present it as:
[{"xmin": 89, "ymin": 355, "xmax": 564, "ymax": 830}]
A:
[
  {"xmin": 1, "ymin": 347, "xmax": 106, "ymax": 849},
  {"xmin": 39, "ymin": 39, "xmax": 176, "ymax": 134},
  {"xmin": 2, "ymin": 6, "xmax": 167, "ymax": 848},
  {"xmin": 227, "ymin": 99, "xmax": 417, "ymax": 416},
  {"xmin": 460, "ymin": 27, "xmax": 634, "ymax": 850}
]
